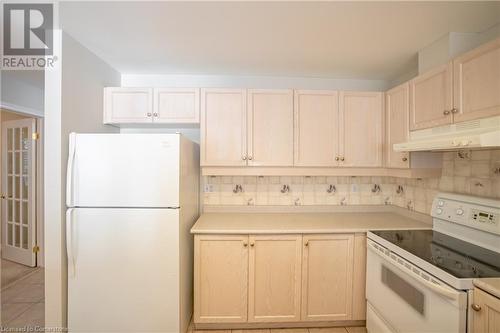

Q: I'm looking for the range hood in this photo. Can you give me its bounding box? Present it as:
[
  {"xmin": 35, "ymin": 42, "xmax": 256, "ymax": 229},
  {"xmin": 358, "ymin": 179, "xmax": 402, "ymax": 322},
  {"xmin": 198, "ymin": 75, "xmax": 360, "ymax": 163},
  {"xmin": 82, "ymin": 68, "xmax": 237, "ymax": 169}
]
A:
[{"xmin": 394, "ymin": 116, "xmax": 500, "ymax": 152}]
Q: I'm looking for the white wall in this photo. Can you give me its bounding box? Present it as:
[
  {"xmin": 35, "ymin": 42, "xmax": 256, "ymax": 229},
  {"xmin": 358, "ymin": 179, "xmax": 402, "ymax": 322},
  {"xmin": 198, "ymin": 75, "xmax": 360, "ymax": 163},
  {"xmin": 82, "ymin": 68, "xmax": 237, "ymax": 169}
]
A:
[
  {"xmin": 418, "ymin": 23, "xmax": 500, "ymax": 74},
  {"xmin": 121, "ymin": 74, "xmax": 389, "ymax": 91},
  {"xmin": 0, "ymin": 71, "xmax": 44, "ymax": 117},
  {"xmin": 44, "ymin": 30, "xmax": 120, "ymax": 329}
]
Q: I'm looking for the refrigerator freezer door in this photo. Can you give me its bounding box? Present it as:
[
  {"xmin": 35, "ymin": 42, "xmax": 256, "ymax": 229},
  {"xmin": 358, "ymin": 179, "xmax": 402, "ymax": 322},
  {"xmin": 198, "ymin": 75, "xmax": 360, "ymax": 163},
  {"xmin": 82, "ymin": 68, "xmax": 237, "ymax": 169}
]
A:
[
  {"xmin": 67, "ymin": 133, "xmax": 180, "ymax": 208},
  {"xmin": 67, "ymin": 208, "xmax": 180, "ymax": 333}
]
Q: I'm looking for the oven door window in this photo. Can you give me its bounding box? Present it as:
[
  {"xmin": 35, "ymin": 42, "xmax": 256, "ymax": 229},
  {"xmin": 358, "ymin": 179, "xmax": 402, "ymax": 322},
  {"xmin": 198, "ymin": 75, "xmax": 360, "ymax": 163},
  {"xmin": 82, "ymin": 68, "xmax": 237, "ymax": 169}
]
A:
[{"xmin": 382, "ymin": 265, "xmax": 425, "ymax": 315}]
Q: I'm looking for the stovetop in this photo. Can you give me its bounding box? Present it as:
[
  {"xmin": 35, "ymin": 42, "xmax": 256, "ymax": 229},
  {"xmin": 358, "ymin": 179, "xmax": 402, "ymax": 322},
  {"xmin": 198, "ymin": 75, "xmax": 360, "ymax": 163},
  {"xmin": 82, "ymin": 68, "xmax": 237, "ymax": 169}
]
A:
[{"xmin": 371, "ymin": 229, "xmax": 500, "ymax": 279}]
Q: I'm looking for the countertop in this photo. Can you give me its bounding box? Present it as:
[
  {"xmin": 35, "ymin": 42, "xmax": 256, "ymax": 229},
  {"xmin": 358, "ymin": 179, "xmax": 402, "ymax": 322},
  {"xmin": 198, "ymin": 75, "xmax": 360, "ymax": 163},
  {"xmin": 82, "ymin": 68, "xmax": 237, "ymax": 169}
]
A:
[
  {"xmin": 473, "ymin": 278, "xmax": 500, "ymax": 299},
  {"xmin": 190, "ymin": 211, "xmax": 432, "ymax": 234}
]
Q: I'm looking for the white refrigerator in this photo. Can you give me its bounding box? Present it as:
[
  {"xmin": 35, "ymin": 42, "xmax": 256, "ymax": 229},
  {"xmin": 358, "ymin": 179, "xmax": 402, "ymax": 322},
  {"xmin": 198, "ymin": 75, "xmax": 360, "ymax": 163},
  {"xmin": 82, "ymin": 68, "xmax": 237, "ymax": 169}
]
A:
[{"xmin": 66, "ymin": 133, "xmax": 199, "ymax": 333}]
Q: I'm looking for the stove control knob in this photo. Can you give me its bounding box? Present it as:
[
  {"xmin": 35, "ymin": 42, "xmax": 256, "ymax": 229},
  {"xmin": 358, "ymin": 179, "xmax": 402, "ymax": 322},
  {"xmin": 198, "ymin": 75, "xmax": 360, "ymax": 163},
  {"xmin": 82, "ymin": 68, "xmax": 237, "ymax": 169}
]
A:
[
  {"xmin": 456, "ymin": 208, "xmax": 464, "ymax": 216},
  {"xmin": 436, "ymin": 208, "xmax": 443, "ymax": 215},
  {"xmin": 438, "ymin": 200, "xmax": 445, "ymax": 207}
]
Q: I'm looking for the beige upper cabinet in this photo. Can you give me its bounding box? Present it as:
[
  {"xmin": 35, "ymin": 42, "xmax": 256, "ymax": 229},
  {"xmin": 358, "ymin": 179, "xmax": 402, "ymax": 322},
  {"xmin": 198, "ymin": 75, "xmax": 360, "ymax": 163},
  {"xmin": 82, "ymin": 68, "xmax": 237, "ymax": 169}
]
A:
[
  {"xmin": 301, "ymin": 234, "xmax": 354, "ymax": 321},
  {"xmin": 409, "ymin": 62, "xmax": 453, "ymax": 130},
  {"xmin": 248, "ymin": 235, "xmax": 302, "ymax": 323},
  {"xmin": 247, "ymin": 90, "xmax": 294, "ymax": 166},
  {"xmin": 200, "ymin": 89, "xmax": 247, "ymax": 166},
  {"xmin": 472, "ymin": 287, "xmax": 500, "ymax": 333},
  {"xmin": 294, "ymin": 90, "xmax": 340, "ymax": 167},
  {"xmin": 339, "ymin": 91, "xmax": 384, "ymax": 167},
  {"xmin": 453, "ymin": 38, "xmax": 500, "ymax": 123},
  {"xmin": 153, "ymin": 88, "xmax": 200, "ymax": 123},
  {"xmin": 385, "ymin": 83, "xmax": 410, "ymax": 168},
  {"xmin": 193, "ymin": 235, "xmax": 249, "ymax": 323},
  {"xmin": 103, "ymin": 87, "xmax": 153, "ymax": 124}
]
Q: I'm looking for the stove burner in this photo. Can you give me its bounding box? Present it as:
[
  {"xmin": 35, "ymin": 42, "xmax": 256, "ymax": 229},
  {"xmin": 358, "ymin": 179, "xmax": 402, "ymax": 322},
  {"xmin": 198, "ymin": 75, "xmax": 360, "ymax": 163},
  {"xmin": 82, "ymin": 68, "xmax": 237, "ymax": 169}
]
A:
[{"xmin": 371, "ymin": 229, "xmax": 500, "ymax": 279}]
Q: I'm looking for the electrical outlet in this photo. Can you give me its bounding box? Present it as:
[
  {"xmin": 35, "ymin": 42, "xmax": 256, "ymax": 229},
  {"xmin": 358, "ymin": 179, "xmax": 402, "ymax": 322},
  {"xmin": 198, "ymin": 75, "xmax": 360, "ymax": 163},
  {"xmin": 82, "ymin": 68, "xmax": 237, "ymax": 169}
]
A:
[
  {"xmin": 204, "ymin": 184, "xmax": 214, "ymax": 193},
  {"xmin": 351, "ymin": 184, "xmax": 359, "ymax": 193}
]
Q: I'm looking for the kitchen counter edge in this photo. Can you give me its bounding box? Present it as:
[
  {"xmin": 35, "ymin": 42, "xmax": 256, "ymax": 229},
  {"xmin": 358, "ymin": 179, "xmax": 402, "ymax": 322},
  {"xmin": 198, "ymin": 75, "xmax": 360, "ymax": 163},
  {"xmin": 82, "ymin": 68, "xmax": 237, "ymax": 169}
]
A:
[{"xmin": 190, "ymin": 210, "xmax": 432, "ymax": 235}]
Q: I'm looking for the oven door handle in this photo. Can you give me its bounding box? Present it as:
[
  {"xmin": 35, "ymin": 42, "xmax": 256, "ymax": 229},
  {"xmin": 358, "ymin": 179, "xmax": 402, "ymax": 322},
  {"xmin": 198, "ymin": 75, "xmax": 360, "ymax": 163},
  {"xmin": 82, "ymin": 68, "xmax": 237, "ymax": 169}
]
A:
[{"xmin": 368, "ymin": 242, "xmax": 460, "ymax": 302}]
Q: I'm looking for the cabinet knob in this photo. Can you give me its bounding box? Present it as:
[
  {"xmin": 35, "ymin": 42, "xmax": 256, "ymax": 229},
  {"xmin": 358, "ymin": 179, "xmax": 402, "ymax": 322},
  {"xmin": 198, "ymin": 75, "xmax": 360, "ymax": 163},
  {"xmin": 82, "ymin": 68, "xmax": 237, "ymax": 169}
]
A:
[
  {"xmin": 242, "ymin": 156, "xmax": 247, "ymax": 160},
  {"xmin": 443, "ymin": 110, "xmax": 451, "ymax": 115},
  {"xmin": 248, "ymin": 156, "xmax": 253, "ymax": 160},
  {"xmin": 471, "ymin": 304, "xmax": 481, "ymax": 312},
  {"xmin": 153, "ymin": 113, "xmax": 158, "ymax": 117},
  {"xmin": 335, "ymin": 157, "xmax": 340, "ymax": 161},
  {"xmin": 250, "ymin": 243, "xmax": 255, "ymax": 247},
  {"xmin": 305, "ymin": 241, "xmax": 309, "ymax": 247},
  {"xmin": 402, "ymin": 157, "xmax": 408, "ymax": 162},
  {"xmin": 147, "ymin": 113, "xmax": 152, "ymax": 117},
  {"xmin": 340, "ymin": 157, "xmax": 345, "ymax": 161},
  {"xmin": 451, "ymin": 108, "xmax": 458, "ymax": 114},
  {"xmin": 243, "ymin": 243, "xmax": 248, "ymax": 247}
]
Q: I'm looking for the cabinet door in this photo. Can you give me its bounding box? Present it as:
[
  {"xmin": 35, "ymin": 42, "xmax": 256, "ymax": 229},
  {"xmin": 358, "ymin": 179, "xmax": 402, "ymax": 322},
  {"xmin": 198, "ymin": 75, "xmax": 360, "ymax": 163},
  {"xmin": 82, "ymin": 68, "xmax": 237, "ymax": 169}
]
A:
[
  {"xmin": 200, "ymin": 89, "xmax": 247, "ymax": 166},
  {"xmin": 453, "ymin": 38, "xmax": 500, "ymax": 123},
  {"xmin": 409, "ymin": 63, "xmax": 453, "ymax": 130},
  {"xmin": 247, "ymin": 90, "xmax": 294, "ymax": 166},
  {"xmin": 103, "ymin": 87, "xmax": 153, "ymax": 124},
  {"xmin": 385, "ymin": 83, "xmax": 410, "ymax": 168},
  {"xmin": 248, "ymin": 235, "xmax": 302, "ymax": 322},
  {"xmin": 153, "ymin": 88, "xmax": 200, "ymax": 123},
  {"xmin": 339, "ymin": 92, "xmax": 383, "ymax": 167},
  {"xmin": 301, "ymin": 234, "xmax": 354, "ymax": 321},
  {"xmin": 294, "ymin": 90, "xmax": 340, "ymax": 167},
  {"xmin": 194, "ymin": 235, "xmax": 248, "ymax": 323},
  {"xmin": 473, "ymin": 287, "xmax": 500, "ymax": 333}
]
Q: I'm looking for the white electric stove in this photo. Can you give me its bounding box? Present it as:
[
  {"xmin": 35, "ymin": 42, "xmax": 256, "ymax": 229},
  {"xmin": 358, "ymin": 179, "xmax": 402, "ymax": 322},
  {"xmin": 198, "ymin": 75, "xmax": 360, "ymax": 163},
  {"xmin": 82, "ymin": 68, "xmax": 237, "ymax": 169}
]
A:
[{"xmin": 366, "ymin": 193, "xmax": 500, "ymax": 333}]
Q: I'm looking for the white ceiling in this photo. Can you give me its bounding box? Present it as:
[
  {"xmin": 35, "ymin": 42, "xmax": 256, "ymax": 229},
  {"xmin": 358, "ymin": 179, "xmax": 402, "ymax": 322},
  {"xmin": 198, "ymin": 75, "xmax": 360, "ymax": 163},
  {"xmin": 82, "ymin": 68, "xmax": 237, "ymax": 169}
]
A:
[{"xmin": 60, "ymin": 1, "xmax": 500, "ymax": 81}]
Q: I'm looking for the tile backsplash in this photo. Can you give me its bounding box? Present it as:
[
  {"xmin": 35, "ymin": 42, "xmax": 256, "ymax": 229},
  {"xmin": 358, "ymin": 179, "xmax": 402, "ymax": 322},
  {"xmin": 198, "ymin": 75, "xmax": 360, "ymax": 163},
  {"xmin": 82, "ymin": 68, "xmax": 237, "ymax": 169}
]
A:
[{"xmin": 203, "ymin": 150, "xmax": 500, "ymax": 215}]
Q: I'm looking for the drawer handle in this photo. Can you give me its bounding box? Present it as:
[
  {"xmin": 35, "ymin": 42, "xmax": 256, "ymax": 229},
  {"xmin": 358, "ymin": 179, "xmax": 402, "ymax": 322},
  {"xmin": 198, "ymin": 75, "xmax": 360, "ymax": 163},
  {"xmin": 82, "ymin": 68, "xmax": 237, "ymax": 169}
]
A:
[{"xmin": 471, "ymin": 304, "xmax": 481, "ymax": 312}]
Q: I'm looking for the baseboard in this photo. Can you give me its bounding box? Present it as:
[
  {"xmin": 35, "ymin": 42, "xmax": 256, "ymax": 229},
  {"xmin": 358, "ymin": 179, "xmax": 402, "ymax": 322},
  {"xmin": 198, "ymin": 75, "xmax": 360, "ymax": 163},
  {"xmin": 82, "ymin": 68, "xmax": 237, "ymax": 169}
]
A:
[{"xmin": 193, "ymin": 320, "xmax": 366, "ymax": 330}]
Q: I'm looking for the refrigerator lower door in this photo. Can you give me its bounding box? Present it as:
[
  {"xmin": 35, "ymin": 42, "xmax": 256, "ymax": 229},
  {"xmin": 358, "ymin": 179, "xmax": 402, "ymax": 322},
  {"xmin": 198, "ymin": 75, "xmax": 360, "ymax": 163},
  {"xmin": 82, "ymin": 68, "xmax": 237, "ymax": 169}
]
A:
[
  {"xmin": 67, "ymin": 208, "xmax": 180, "ymax": 333},
  {"xmin": 67, "ymin": 133, "xmax": 180, "ymax": 208}
]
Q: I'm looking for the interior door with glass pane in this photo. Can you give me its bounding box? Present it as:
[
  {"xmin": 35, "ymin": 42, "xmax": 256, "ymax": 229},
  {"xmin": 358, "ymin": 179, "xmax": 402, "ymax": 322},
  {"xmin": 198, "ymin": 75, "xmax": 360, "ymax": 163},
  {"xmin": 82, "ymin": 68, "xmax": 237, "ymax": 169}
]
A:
[{"xmin": 2, "ymin": 119, "xmax": 37, "ymax": 267}]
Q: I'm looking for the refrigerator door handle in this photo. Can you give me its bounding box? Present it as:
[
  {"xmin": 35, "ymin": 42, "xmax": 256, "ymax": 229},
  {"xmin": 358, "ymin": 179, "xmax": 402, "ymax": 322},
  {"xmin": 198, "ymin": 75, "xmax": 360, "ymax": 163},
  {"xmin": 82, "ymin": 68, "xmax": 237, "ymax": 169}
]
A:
[
  {"xmin": 66, "ymin": 209, "xmax": 76, "ymax": 278},
  {"xmin": 66, "ymin": 133, "xmax": 77, "ymax": 207}
]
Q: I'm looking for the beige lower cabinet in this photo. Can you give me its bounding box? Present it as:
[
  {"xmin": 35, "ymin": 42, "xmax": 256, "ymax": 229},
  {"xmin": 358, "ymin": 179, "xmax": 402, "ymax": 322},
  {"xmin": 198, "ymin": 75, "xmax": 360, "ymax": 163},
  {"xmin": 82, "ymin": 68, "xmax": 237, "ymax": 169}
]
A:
[
  {"xmin": 193, "ymin": 233, "xmax": 367, "ymax": 327},
  {"xmin": 301, "ymin": 234, "xmax": 354, "ymax": 321},
  {"xmin": 193, "ymin": 235, "xmax": 249, "ymax": 323},
  {"xmin": 472, "ymin": 287, "xmax": 500, "ymax": 333},
  {"xmin": 248, "ymin": 235, "xmax": 303, "ymax": 322}
]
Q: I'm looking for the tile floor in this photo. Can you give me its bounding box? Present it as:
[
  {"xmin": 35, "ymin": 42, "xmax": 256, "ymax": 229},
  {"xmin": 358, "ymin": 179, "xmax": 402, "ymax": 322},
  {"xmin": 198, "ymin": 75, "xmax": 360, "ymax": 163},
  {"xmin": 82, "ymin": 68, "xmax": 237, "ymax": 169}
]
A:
[
  {"xmin": 1, "ymin": 259, "xmax": 44, "ymax": 329},
  {"xmin": 193, "ymin": 327, "xmax": 367, "ymax": 333}
]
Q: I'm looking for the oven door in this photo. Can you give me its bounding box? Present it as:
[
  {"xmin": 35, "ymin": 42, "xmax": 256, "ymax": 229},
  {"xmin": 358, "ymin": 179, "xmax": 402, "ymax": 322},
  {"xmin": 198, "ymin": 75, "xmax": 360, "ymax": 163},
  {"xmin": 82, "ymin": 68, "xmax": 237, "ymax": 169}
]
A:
[{"xmin": 366, "ymin": 239, "xmax": 467, "ymax": 333}]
